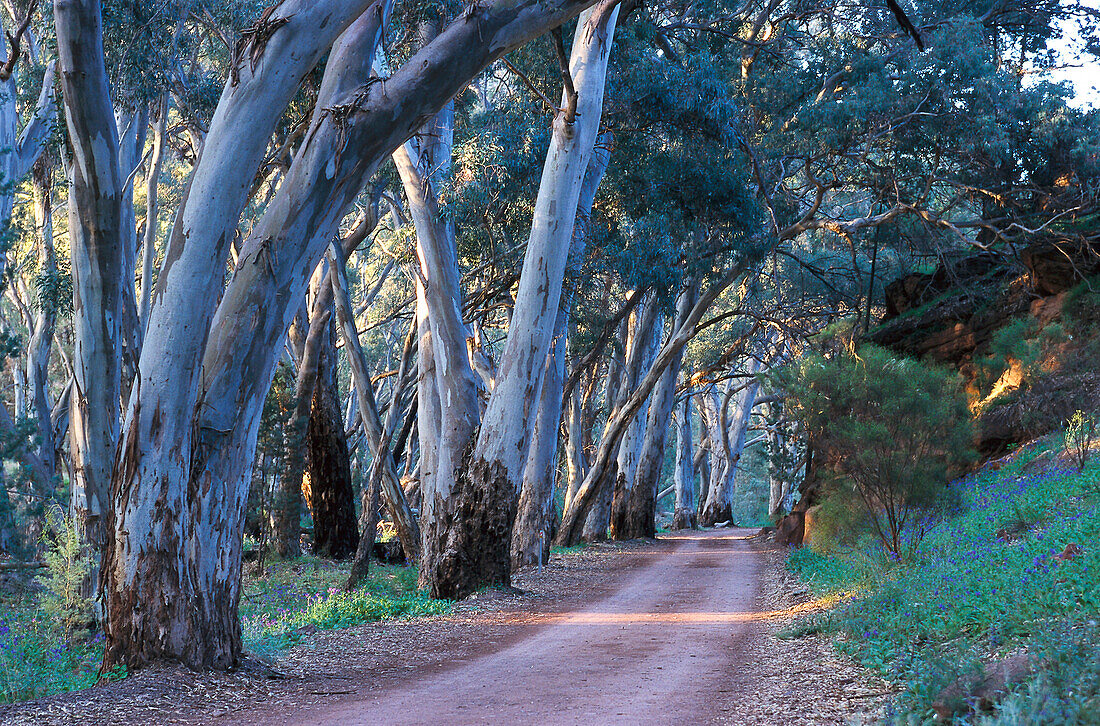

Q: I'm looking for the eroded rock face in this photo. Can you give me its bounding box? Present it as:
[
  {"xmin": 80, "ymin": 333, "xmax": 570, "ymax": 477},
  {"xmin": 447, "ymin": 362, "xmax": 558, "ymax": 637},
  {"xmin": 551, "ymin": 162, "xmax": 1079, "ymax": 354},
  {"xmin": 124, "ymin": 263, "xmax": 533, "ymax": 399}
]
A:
[{"xmin": 870, "ymin": 235, "xmax": 1100, "ymax": 454}]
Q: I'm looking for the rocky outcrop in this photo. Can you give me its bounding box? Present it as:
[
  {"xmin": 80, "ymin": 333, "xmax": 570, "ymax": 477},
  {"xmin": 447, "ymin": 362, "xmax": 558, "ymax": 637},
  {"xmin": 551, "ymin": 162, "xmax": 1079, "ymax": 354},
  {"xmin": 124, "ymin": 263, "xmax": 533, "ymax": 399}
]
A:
[{"xmin": 869, "ymin": 234, "xmax": 1100, "ymax": 454}]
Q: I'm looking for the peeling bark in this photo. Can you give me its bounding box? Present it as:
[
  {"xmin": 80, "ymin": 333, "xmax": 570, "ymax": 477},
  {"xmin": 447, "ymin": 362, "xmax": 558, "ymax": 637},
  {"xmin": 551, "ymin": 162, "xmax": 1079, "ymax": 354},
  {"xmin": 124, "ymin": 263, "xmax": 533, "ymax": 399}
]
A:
[
  {"xmin": 612, "ymin": 285, "xmax": 698, "ymax": 539},
  {"xmin": 512, "ymin": 139, "xmax": 611, "ymax": 568},
  {"xmin": 54, "ymin": 0, "xmax": 123, "ymax": 600},
  {"xmin": 98, "ymin": 0, "xmax": 613, "ymax": 669},
  {"xmin": 305, "ymin": 317, "xmax": 359, "ymax": 559}
]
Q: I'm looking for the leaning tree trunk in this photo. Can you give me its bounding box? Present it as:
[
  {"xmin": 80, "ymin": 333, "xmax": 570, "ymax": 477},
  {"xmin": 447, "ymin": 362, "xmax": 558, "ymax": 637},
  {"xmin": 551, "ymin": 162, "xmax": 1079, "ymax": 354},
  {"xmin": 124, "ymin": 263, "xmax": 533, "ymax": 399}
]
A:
[
  {"xmin": 612, "ymin": 284, "xmax": 698, "ymax": 539},
  {"xmin": 671, "ymin": 388, "xmax": 697, "ymax": 530},
  {"xmin": 27, "ymin": 159, "xmax": 57, "ymax": 481},
  {"xmin": 609, "ymin": 300, "xmax": 662, "ymax": 540},
  {"xmin": 305, "ymin": 317, "xmax": 359, "ymax": 559},
  {"xmin": 581, "ymin": 326, "xmax": 625, "ymax": 542},
  {"xmin": 98, "ymin": 0, "xmax": 612, "ymax": 671},
  {"xmin": 555, "ymin": 259, "xmax": 755, "ymax": 546},
  {"xmin": 423, "ymin": 0, "xmax": 620, "ymax": 599},
  {"xmin": 510, "ymin": 305, "xmax": 568, "ymax": 567},
  {"xmin": 512, "ymin": 140, "xmax": 611, "ymax": 568}
]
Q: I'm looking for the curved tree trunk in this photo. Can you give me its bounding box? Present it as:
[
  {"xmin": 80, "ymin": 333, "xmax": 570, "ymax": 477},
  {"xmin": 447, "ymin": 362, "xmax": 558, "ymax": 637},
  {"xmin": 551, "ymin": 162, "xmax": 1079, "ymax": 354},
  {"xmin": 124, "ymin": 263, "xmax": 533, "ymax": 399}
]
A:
[
  {"xmin": 609, "ymin": 299, "xmax": 662, "ymax": 540},
  {"xmin": 422, "ymin": 0, "xmax": 620, "ymax": 598},
  {"xmin": 95, "ymin": 0, "xmax": 611, "ymax": 671},
  {"xmin": 612, "ymin": 284, "xmax": 698, "ymax": 539},
  {"xmin": 512, "ymin": 141, "xmax": 611, "ymax": 568},
  {"xmin": 54, "ymin": 0, "xmax": 123, "ymax": 602},
  {"xmin": 555, "ymin": 258, "xmax": 755, "ymax": 547}
]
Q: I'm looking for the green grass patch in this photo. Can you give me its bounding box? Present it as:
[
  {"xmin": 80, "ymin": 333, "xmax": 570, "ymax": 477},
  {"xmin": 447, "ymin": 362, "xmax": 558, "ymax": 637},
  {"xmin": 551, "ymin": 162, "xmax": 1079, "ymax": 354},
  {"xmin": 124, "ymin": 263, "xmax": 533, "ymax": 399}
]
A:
[{"xmin": 240, "ymin": 558, "xmax": 449, "ymax": 658}]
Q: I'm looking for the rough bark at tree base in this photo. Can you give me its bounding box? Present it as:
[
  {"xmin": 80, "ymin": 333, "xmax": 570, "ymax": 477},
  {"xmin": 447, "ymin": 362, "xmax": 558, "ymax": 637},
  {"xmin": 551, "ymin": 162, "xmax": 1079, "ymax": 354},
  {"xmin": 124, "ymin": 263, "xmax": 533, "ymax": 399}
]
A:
[
  {"xmin": 671, "ymin": 508, "xmax": 697, "ymax": 530},
  {"xmin": 700, "ymin": 503, "xmax": 734, "ymax": 528},
  {"xmin": 419, "ymin": 458, "xmax": 517, "ymax": 599},
  {"xmin": 609, "ymin": 472, "xmax": 656, "ymax": 540},
  {"xmin": 305, "ymin": 323, "xmax": 359, "ymax": 560},
  {"xmin": 101, "ymin": 530, "xmax": 243, "ymax": 671}
]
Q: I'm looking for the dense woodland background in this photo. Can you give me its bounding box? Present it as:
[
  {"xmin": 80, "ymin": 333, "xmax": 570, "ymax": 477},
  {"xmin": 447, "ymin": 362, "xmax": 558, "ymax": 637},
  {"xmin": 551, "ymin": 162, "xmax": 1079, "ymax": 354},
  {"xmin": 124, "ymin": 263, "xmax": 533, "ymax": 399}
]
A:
[{"xmin": 0, "ymin": 0, "xmax": 1097, "ymax": 719}]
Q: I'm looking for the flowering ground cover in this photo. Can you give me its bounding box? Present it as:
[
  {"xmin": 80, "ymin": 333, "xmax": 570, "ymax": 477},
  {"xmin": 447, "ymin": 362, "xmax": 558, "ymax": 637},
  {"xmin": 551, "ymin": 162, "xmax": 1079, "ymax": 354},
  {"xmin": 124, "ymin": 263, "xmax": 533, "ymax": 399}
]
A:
[
  {"xmin": 0, "ymin": 558, "xmax": 448, "ymax": 706},
  {"xmin": 787, "ymin": 438, "xmax": 1100, "ymax": 724}
]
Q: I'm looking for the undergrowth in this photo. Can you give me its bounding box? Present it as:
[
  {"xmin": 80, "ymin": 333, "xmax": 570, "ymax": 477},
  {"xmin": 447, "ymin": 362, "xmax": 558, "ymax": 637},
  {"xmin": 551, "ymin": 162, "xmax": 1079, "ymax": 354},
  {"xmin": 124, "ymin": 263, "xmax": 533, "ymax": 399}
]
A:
[
  {"xmin": 786, "ymin": 438, "xmax": 1100, "ymax": 724},
  {"xmin": 240, "ymin": 558, "xmax": 450, "ymax": 658},
  {"xmin": 1, "ymin": 557, "xmax": 449, "ymax": 705}
]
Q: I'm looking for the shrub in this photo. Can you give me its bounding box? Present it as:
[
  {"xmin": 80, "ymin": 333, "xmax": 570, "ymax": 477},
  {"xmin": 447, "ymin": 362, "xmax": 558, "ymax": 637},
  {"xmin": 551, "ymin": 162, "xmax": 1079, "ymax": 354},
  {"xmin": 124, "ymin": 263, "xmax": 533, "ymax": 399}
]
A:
[
  {"xmin": 1065, "ymin": 409, "xmax": 1097, "ymax": 473},
  {"xmin": 776, "ymin": 345, "xmax": 975, "ymax": 557},
  {"xmin": 37, "ymin": 508, "xmax": 93, "ymax": 635}
]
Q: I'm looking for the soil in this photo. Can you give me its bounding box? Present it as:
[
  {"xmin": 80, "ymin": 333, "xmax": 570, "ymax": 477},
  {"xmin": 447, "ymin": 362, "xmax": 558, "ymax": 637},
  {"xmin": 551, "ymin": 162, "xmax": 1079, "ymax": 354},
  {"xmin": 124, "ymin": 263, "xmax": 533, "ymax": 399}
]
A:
[{"xmin": 1, "ymin": 529, "xmax": 887, "ymax": 725}]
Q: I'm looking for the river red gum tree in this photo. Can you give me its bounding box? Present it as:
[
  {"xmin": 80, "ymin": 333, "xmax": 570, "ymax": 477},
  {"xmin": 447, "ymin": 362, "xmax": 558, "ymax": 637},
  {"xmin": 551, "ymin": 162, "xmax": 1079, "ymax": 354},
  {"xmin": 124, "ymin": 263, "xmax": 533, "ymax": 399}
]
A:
[{"xmin": 53, "ymin": 0, "xmax": 617, "ymax": 670}]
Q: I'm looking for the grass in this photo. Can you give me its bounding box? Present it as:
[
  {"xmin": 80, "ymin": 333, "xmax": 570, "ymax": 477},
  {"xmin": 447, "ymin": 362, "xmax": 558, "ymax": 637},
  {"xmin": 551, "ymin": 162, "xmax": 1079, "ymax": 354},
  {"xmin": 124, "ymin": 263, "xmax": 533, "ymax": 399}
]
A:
[
  {"xmin": 785, "ymin": 438, "xmax": 1100, "ymax": 723},
  {"xmin": 240, "ymin": 558, "xmax": 449, "ymax": 658},
  {"xmin": 0, "ymin": 557, "xmax": 449, "ymax": 705}
]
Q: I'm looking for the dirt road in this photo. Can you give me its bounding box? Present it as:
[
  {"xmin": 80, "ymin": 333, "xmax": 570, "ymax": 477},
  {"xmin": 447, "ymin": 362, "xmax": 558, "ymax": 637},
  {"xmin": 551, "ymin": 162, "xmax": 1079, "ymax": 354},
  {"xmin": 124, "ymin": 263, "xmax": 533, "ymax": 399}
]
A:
[
  {"xmin": 306, "ymin": 529, "xmax": 762, "ymax": 726},
  {"xmin": 2, "ymin": 529, "xmax": 883, "ymax": 725}
]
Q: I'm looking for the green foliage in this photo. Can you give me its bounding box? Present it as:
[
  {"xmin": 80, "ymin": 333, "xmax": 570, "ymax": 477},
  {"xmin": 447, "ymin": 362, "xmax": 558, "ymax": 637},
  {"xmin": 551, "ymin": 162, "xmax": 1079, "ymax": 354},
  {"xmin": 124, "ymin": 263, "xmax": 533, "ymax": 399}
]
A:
[
  {"xmin": 37, "ymin": 509, "xmax": 93, "ymax": 635},
  {"xmin": 240, "ymin": 559, "xmax": 450, "ymax": 658},
  {"xmin": 0, "ymin": 607, "xmax": 104, "ymax": 705},
  {"xmin": 1065, "ymin": 410, "xmax": 1097, "ymax": 473},
  {"xmin": 974, "ymin": 318, "xmax": 1067, "ymax": 404},
  {"xmin": 787, "ymin": 444, "xmax": 1100, "ymax": 722},
  {"xmin": 776, "ymin": 346, "xmax": 975, "ymax": 556}
]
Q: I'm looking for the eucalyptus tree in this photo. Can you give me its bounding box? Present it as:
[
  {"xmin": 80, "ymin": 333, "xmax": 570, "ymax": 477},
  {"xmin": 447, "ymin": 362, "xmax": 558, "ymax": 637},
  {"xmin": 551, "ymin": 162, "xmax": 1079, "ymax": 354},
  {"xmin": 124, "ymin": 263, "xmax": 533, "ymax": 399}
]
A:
[{"xmin": 54, "ymin": 0, "xmax": 633, "ymax": 670}]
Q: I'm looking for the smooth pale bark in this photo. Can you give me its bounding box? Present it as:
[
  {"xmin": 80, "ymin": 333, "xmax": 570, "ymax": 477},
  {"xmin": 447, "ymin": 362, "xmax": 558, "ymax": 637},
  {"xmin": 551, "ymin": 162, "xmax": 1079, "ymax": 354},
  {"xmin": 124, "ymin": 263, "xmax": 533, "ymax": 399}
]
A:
[
  {"xmin": 393, "ymin": 138, "xmax": 479, "ymax": 532},
  {"xmin": 700, "ymin": 361, "xmax": 761, "ymax": 526},
  {"xmin": 54, "ymin": 0, "xmax": 124, "ymax": 597},
  {"xmin": 555, "ymin": 260, "xmax": 753, "ymax": 546},
  {"xmin": 0, "ymin": 48, "xmax": 56, "ymax": 497},
  {"xmin": 115, "ymin": 104, "xmax": 145, "ymax": 389},
  {"xmin": 766, "ymin": 402, "xmax": 785, "ymax": 520},
  {"xmin": 511, "ymin": 305, "xmax": 567, "ymax": 567},
  {"xmin": 274, "ymin": 308, "xmax": 331, "ymax": 559},
  {"xmin": 101, "ymin": 4, "xmax": 389, "ymax": 670},
  {"xmin": 432, "ymin": 0, "xmax": 621, "ymax": 598},
  {"xmin": 0, "ymin": 45, "xmax": 55, "ymax": 235},
  {"xmin": 671, "ymin": 390, "xmax": 697, "ymax": 530},
  {"xmin": 612, "ymin": 285, "xmax": 698, "ymax": 539},
  {"xmin": 27, "ymin": 160, "xmax": 56, "ymax": 479},
  {"xmin": 609, "ymin": 300, "xmax": 662, "ymax": 540},
  {"xmin": 512, "ymin": 141, "xmax": 611, "ymax": 568},
  {"xmin": 101, "ymin": 0, "xmax": 611, "ymax": 669},
  {"xmin": 138, "ymin": 95, "xmax": 168, "ymax": 333},
  {"xmin": 562, "ymin": 378, "xmax": 590, "ymax": 514},
  {"xmin": 582, "ymin": 335, "xmax": 625, "ymax": 542}
]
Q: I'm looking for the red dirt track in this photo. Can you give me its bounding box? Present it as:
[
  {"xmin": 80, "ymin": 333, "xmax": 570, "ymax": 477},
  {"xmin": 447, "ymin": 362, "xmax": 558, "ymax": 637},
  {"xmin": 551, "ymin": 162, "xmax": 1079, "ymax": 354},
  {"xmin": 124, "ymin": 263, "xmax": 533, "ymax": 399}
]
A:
[{"xmin": 302, "ymin": 528, "xmax": 763, "ymax": 725}]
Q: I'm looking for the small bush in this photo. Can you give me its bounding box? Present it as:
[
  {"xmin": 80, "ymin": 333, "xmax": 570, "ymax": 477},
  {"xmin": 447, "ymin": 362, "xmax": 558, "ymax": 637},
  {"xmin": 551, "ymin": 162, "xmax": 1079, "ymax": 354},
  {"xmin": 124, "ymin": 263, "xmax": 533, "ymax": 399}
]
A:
[
  {"xmin": 1065, "ymin": 410, "xmax": 1097, "ymax": 473},
  {"xmin": 38, "ymin": 509, "xmax": 93, "ymax": 635},
  {"xmin": 776, "ymin": 346, "xmax": 975, "ymax": 557}
]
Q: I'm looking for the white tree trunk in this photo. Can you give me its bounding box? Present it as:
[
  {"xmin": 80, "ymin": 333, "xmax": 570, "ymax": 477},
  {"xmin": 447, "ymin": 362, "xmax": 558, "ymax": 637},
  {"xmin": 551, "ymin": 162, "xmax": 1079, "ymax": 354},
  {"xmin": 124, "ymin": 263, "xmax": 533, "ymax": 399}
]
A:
[
  {"xmin": 613, "ymin": 284, "xmax": 698, "ymax": 539},
  {"xmin": 671, "ymin": 389, "xmax": 697, "ymax": 530},
  {"xmin": 55, "ymin": 0, "xmax": 124, "ymax": 599},
  {"xmin": 512, "ymin": 140, "xmax": 610, "ymax": 567},
  {"xmin": 95, "ymin": 0, "xmax": 612, "ymax": 669},
  {"xmin": 700, "ymin": 360, "xmax": 761, "ymax": 526}
]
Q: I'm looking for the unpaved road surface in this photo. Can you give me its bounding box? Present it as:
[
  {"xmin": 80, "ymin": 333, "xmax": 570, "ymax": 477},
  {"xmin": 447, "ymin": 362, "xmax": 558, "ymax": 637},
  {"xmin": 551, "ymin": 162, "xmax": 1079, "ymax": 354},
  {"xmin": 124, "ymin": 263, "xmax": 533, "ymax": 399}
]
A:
[
  {"xmin": 4, "ymin": 528, "xmax": 883, "ymax": 725},
  {"xmin": 306, "ymin": 528, "xmax": 762, "ymax": 726}
]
